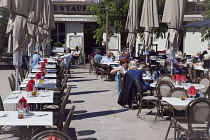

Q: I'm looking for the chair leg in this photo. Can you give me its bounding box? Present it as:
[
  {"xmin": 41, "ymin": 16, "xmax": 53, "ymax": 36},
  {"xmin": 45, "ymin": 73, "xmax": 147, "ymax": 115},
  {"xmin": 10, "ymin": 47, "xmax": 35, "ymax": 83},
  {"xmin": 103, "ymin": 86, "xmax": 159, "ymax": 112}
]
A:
[
  {"xmin": 165, "ymin": 120, "xmax": 173, "ymax": 140},
  {"xmin": 137, "ymin": 101, "xmax": 143, "ymax": 116}
]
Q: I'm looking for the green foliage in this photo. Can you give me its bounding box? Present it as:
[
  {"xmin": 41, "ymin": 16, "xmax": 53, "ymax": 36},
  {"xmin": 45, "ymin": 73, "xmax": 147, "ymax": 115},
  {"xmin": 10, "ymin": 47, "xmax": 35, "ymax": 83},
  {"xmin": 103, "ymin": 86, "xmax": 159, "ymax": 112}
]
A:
[
  {"xmin": 201, "ymin": 0, "xmax": 210, "ymax": 42},
  {"xmin": 53, "ymin": 42, "xmax": 63, "ymax": 48},
  {"xmin": 88, "ymin": 0, "xmax": 168, "ymax": 45}
]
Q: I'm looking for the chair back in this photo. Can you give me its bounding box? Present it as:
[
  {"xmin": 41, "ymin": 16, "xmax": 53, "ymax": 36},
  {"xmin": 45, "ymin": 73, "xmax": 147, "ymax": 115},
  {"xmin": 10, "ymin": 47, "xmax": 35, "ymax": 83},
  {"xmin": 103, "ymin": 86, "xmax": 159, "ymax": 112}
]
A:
[
  {"xmin": 191, "ymin": 65, "xmax": 197, "ymax": 77},
  {"xmin": 141, "ymin": 65, "xmax": 152, "ymax": 75},
  {"xmin": 31, "ymin": 130, "xmax": 72, "ymax": 140},
  {"xmin": 168, "ymin": 87, "xmax": 188, "ymax": 98},
  {"xmin": 198, "ymin": 76, "xmax": 210, "ymax": 94},
  {"xmin": 186, "ymin": 98, "xmax": 210, "ymax": 132},
  {"xmin": 18, "ymin": 66, "xmax": 25, "ymax": 82},
  {"xmin": 138, "ymin": 63, "xmax": 147, "ymax": 69},
  {"xmin": 8, "ymin": 77, "xmax": 15, "ymax": 91},
  {"xmin": 159, "ymin": 74, "xmax": 172, "ymax": 82},
  {"xmin": 57, "ymin": 86, "xmax": 71, "ymax": 130},
  {"xmin": 0, "ymin": 95, "xmax": 4, "ymax": 111},
  {"xmin": 62, "ymin": 105, "xmax": 75, "ymax": 134},
  {"xmin": 11, "ymin": 74, "xmax": 16, "ymax": 89},
  {"xmin": 135, "ymin": 76, "xmax": 143, "ymax": 100},
  {"xmin": 156, "ymin": 81, "xmax": 175, "ymax": 98}
]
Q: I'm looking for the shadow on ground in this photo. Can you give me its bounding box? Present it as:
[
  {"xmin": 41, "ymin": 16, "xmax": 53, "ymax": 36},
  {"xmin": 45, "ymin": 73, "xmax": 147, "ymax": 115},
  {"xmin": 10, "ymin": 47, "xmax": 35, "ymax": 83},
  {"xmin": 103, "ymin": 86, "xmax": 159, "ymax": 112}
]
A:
[
  {"xmin": 68, "ymin": 79, "xmax": 98, "ymax": 82},
  {"xmin": 71, "ymin": 90, "xmax": 110, "ymax": 96},
  {"xmin": 73, "ymin": 109, "xmax": 128, "ymax": 120}
]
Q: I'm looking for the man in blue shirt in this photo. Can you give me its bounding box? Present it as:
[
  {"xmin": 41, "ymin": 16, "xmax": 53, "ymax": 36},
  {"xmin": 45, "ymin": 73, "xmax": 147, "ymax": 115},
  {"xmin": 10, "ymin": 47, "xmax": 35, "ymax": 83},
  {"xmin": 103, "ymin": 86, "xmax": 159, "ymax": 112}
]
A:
[
  {"xmin": 94, "ymin": 49, "xmax": 102, "ymax": 65},
  {"xmin": 31, "ymin": 52, "xmax": 44, "ymax": 69}
]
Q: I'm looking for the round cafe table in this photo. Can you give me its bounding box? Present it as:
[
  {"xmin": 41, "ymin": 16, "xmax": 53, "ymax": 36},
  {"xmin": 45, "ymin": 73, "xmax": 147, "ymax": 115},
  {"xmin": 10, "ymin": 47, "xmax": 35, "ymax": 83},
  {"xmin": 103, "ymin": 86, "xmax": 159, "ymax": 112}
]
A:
[{"xmin": 150, "ymin": 82, "xmax": 205, "ymax": 90}]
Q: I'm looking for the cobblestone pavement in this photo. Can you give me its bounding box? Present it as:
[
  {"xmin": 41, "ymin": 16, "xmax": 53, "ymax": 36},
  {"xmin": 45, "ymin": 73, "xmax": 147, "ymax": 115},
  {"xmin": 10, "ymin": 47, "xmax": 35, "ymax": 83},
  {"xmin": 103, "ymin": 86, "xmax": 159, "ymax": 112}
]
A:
[{"xmin": 0, "ymin": 65, "xmax": 177, "ymax": 140}]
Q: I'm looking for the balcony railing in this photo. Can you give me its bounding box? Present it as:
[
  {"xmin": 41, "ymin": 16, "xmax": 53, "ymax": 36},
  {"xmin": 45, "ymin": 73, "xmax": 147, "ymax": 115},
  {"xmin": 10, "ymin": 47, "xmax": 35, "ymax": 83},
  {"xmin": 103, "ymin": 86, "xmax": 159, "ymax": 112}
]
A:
[{"xmin": 51, "ymin": 0, "xmax": 98, "ymax": 3}]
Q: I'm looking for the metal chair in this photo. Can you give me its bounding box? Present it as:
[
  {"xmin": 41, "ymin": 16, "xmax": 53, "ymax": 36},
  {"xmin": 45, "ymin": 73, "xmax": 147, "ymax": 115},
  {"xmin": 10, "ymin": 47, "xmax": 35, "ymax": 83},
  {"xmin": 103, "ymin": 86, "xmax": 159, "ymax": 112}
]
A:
[
  {"xmin": 165, "ymin": 88, "xmax": 188, "ymax": 140},
  {"xmin": 155, "ymin": 81, "xmax": 175, "ymax": 121},
  {"xmin": 198, "ymin": 76, "xmax": 210, "ymax": 96},
  {"xmin": 135, "ymin": 76, "xmax": 158, "ymax": 116},
  {"xmin": 8, "ymin": 77, "xmax": 15, "ymax": 91},
  {"xmin": 159, "ymin": 74, "xmax": 172, "ymax": 82},
  {"xmin": 176, "ymin": 98, "xmax": 210, "ymax": 140},
  {"xmin": 31, "ymin": 130, "xmax": 72, "ymax": 140}
]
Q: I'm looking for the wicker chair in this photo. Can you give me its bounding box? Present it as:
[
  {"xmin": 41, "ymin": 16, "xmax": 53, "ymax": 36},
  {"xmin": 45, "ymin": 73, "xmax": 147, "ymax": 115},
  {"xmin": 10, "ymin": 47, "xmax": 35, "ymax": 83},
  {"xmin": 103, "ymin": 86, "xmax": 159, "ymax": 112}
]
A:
[
  {"xmin": 159, "ymin": 74, "xmax": 172, "ymax": 82},
  {"xmin": 88, "ymin": 56, "xmax": 95, "ymax": 75},
  {"xmin": 165, "ymin": 88, "xmax": 188, "ymax": 140},
  {"xmin": 31, "ymin": 130, "xmax": 72, "ymax": 140},
  {"xmin": 62, "ymin": 105, "xmax": 75, "ymax": 134},
  {"xmin": 18, "ymin": 66, "xmax": 25, "ymax": 82},
  {"xmin": 176, "ymin": 98, "xmax": 210, "ymax": 140},
  {"xmin": 135, "ymin": 76, "xmax": 158, "ymax": 116},
  {"xmin": 198, "ymin": 76, "xmax": 210, "ymax": 96},
  {"xmin": 155, "ymin": 81, "xmax": 175, "ymax": 121},
  {"xmin": 138, "ymin": 63, "xmax": 147, "ymax": 69}
]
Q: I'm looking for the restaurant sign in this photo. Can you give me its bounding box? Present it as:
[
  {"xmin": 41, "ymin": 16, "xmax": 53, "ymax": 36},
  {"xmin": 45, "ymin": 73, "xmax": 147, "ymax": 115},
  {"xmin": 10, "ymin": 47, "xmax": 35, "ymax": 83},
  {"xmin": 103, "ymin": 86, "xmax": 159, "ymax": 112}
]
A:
[{"xmin": 54, "ymin": 5, "xmax": 91, "ymax": 14}]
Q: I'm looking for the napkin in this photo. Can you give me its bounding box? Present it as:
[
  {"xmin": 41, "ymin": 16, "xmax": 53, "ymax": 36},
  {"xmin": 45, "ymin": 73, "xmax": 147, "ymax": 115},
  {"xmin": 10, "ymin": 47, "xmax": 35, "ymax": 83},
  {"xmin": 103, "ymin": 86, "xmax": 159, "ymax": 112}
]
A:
[
  {"xmin": 41, "ymin": 62, "xmax": 45, "ymax": 67},
  {"xmin": 28, "ymin": 79, "xmax": 35, "ymax": 86},
  {"xmin": 35, "ymin": 73, "xmax": 41, "ymax": 80},
  {"xmin": 188, "ymin": 86, "xmax": 196, "ymax": 96},
  {"xmin": 47, "ymin": 135, "xmax": 60, "ymax": 140},
  {"xmin": 44, "ymin": 59, "xmax": 48, "ymax": 63},
  {"xmin": 40, "ymin": 66, "xmax": 44, "ymax": 71},
  {"xmin": 172, "ymin": 75, "xmax": 176, "ymax": 81},
  {"xmin": 21, "ymin": 96, "xmax": 27, "ymax": 108},
  {"xmin": 26, "ymin": 83, "xmax": 33, "ymax": 92},
  {"xmin": 181, "ymin": 74, "xmax": 186, "ymax": 82},
  {"xmin": 176, "ymin": 74, "xmax": 181, "ymax": 81},
  {"xmin": 40, "ymin": 71, "xmax": 45, "ymax": 76}
]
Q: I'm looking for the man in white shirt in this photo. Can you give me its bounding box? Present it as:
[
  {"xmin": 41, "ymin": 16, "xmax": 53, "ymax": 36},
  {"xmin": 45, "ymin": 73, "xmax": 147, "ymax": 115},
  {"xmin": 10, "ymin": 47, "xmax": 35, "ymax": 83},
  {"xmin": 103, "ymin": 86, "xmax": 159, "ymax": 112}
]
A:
[
  {"xmin": 58, "ymin": 48, "xmax": 72, "ymax": 69},
  {"xmin": 100, "ymin": 50, "xmax": 113, "ymax": 64}
]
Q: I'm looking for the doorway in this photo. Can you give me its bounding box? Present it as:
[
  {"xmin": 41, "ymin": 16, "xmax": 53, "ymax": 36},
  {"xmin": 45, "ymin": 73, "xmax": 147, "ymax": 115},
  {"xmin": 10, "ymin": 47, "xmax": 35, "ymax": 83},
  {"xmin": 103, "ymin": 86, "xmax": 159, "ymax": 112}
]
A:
[{"xmin": 84, "ymin": 22, "xmax": 99, "ymax": 56}]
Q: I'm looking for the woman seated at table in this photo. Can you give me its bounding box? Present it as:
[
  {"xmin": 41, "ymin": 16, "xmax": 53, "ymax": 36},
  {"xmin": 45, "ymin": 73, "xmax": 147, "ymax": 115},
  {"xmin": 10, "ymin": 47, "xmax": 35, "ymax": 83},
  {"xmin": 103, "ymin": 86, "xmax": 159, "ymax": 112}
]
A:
[
  {"xmin": 126, "ymin": 60, "xmax": 149, "ymax": 92},
  {"xmin": 110, "ymin": 58, "xmax": 129, "ymax": 95},
  {"xmin": 110, "ymin": 58, "xmax": 129, "ymax": 75}
]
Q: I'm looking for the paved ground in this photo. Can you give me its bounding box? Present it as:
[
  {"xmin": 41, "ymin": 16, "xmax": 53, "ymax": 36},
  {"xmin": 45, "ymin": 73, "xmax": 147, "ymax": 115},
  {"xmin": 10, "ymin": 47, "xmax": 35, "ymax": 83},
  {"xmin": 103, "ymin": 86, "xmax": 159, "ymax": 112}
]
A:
[{"xmin": 0, "ymin": 64, "xmax": 177, "ymax": 140}]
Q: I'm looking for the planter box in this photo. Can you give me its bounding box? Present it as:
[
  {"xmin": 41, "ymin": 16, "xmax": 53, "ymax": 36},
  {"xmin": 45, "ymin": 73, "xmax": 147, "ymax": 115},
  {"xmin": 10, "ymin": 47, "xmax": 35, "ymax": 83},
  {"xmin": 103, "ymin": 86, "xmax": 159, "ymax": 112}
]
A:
[{"xmin": 52, "ymin": 47, "xmax": 64, "ymax": 53}]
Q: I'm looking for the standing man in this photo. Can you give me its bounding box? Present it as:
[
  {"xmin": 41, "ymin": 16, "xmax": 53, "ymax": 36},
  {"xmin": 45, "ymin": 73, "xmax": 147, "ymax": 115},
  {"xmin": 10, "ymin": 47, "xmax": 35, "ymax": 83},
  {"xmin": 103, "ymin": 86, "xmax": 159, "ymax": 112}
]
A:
[
  {"xmin": 58, "ymin": 48, "xmax": 72, "ymax": 69},
  {"xmin": 31, "ymin": 52, "xmax": 44, "ymax": 69}
]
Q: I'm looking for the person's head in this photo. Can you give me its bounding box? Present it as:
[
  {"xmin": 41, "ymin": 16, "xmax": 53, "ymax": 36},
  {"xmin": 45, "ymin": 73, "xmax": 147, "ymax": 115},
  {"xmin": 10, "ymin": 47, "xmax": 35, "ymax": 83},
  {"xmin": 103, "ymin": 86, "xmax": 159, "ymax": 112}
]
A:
[
  {"xmin": 75, "ymin": 46, "xmax": 79, "ymax": 51},
  {"xmin": 120, "ymin": 58, "xmax": 129, "ymax": 69},
  {"xmin": 129, "ymin": 60, "xmax": 137, "ymax": 70},
  {"xmin": 203, "ymin": 50, "xmax": 208, "ymax": 55},
  {"xmin": 66, "ymin": 48, "xmax": 71, "ymax": 54},
  {"xmin": 103, "ymin": 41, "xmax": 106, "ymax": 45},
  {"xmin": 106, "ymin": 50, "xmax": 111, "ymax": 58},
  {"xmin": 34, "ymin": 51, "xmax": 38, "ymax": 54},
  {"xmin": 197, "ymin": 51, "xmax": 201, "ymax": 55},
  {"xmin": 125, "ymin": 51, "xmax": 130, "ymax": 58}
]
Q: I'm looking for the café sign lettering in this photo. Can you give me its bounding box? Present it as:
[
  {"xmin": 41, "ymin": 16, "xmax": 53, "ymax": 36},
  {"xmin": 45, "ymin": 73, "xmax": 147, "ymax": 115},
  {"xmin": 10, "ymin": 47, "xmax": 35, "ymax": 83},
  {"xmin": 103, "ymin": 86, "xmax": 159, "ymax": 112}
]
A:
[{"xmin": 54, "ymin": 5, "xmax": 91, "ymax": 14}]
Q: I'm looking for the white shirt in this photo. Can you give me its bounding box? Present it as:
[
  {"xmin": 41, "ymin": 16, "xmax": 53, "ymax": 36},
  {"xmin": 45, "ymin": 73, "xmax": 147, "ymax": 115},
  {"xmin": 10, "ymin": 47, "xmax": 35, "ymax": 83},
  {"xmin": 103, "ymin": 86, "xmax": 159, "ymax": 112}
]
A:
[
  {"xmin": 61, "ymin": 53, "xmax": 73, "ymax": 68},
  {"xmin": 101, "ymin": 56, "xmax": 113, "ymax": 63},
  {"xmin": 118, "ymin": 66, "xmax": 127, "ymax": 74},
  {"xmin": 73, "ymin": 51, "xmax": 81, "ymax": 55}
]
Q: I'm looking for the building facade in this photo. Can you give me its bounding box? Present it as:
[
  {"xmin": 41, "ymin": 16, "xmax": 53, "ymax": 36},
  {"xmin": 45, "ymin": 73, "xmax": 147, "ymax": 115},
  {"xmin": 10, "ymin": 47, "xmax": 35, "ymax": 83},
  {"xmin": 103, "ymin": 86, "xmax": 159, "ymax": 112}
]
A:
[{"xmin": 51, "ymin": 0, "xmax": 101, "ymax": 55}]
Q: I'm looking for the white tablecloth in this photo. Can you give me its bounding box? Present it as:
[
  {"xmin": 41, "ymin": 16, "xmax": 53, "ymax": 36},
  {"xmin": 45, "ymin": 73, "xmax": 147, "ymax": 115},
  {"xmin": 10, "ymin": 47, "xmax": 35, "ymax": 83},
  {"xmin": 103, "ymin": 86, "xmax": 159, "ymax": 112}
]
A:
[
  {"xmin": 31, "ymin": 69, "xmax": 57, "ymax": 73},
  {"xmin": 39, "ymin": 60, "xmax": 57, "ymax": 64},
  {"xmin": 162, "ymin": 97, "xmax": 193, "ymax": 110},
  {"xmin": 150, "ymin": 82, "xmax": 205, "ymax": 90},
  {"xmin": 27, "ymin": 73, "xmax": 57, "ymax": 78},
  {"xmin": 20, "ymin": 79, "xmax": 57, "ymax": 89},
  {"xmin": 34, "ymin": 64, "xmax": 56, "ymax": 69},
  {"xmin": 0, "ymin": 111, "xmax": 53, "ymax": 126},
  {"xmin": 4, "ymin": 90, "xmax": 54, "ymax": 104}
]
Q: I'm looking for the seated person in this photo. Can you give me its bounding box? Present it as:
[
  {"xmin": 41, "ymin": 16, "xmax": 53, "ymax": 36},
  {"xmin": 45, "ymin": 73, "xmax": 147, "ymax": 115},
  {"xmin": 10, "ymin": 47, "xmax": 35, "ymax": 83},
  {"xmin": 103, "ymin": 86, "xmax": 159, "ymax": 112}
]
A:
[
  {"xmin": 100, "ymin": 50, "xmax": 114, "ymax": 64},
  {"xmin": 94, "ymin": 49, "xmax": 102, "ymax": 65},
  {"xmin": 110, "ymin": 58, "xmax": 129, "ymax": 75},
  {"xmin": 57, "ymin": 48, "xmax": 72, "ymax": 69},
  {"xmin": 72, "ymin": 46, "xmax": 81, "ymax": 64},
  {"xmin": 110, "ymin": 58, "xmax": 129, "ymax": 95},
  {"xmin": 100, "ymin": 50, "xmax": 114, "ymax": 81},
  {"xmin": 31, "ymin": 51, "xmax": 44, "ymax": 69},
  {"xmin": 123, "ymin": 51, "xmax": 132, "ymax": 61},
  {"xmin": 199, "ymin": 50, "xmax": 208, "ymax": 62},
  {"xmin": 165, "ymin": 52, "xmax": 186, "ymax": 75},
  {"xmin": 126, "ymin": 60, "xmax": 149, "ymax": 92}
]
